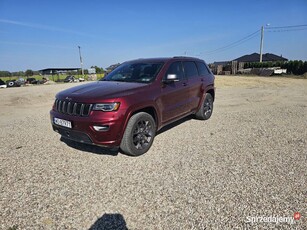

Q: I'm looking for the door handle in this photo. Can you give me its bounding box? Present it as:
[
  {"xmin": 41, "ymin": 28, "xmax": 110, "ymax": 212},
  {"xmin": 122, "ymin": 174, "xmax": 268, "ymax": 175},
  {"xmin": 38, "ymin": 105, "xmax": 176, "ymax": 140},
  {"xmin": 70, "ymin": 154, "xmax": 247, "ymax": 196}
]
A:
[
  {"xmin": 201, "ymin": 78, "xmax": 204, "ymax": 82},
  {"xmin": 182, "ymin": 82, "xmax": 187, "ymax": 86}
]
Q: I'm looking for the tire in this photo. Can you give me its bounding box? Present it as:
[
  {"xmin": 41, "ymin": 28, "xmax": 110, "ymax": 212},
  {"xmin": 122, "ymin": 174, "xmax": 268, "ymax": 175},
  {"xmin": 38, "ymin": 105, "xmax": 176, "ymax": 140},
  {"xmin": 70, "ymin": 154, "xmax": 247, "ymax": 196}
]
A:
[
  {"xmin": 195, "ymin": 93, "xmax": 214, "ymax": 120},
  {"xmin": 7, "ymin": 81, "xmax": 15, "ymax": 87},
  {"xmin": 120, "ymin": 112, "xmax": 156, "ymax": 156}
]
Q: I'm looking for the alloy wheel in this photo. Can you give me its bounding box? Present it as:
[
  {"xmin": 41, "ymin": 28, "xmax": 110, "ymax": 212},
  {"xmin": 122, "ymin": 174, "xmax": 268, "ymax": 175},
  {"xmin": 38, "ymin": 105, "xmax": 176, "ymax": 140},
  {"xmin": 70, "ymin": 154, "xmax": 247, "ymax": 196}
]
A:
[{"xmin": 132, "ymin": 120, "xmax": 154, "ymax": 150}]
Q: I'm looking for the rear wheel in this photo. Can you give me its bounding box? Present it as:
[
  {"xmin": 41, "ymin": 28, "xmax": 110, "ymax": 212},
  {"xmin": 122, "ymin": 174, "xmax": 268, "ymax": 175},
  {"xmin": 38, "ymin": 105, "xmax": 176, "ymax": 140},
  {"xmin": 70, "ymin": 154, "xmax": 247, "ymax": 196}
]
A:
[
  {"xmin": 120, "ymin": 112, "xmax": 156, "ymax": 156},
  {"xmin": 195, "ymin": 93, "xmax": 214, "ymax": 120}
]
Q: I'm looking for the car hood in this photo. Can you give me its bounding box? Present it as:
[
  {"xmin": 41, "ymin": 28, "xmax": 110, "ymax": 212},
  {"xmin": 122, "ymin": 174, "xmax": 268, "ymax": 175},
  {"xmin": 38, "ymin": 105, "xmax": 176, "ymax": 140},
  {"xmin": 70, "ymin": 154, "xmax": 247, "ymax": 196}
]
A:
[{"xmin": 56, "ymin": 81, "xmax": 148, "ymax": 101}]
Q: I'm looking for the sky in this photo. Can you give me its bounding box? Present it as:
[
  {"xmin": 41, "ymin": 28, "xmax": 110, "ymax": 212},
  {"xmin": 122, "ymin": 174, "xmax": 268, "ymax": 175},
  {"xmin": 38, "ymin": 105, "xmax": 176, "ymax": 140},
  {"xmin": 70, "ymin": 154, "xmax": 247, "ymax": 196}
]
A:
[{"xmin": 0, "ymin": 0, "xmax": 306, "ymax": 72}]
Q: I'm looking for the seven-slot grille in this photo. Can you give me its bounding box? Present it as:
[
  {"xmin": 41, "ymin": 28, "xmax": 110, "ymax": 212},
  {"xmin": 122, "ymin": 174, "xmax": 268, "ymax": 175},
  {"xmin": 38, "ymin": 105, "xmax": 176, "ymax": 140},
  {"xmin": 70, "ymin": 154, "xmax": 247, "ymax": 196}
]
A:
[{"xmin": 55, "ymin": 99, "xmax": 92, "ymax": 117}]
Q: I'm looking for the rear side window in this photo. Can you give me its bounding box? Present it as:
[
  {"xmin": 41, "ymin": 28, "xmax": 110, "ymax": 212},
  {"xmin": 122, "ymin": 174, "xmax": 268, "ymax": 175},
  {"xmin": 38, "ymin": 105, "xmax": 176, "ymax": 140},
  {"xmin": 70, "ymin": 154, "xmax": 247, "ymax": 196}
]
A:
[
  {"xmin": 183, "ymin": 61, "xmax": 198, "ymax": 78},
  {"xmin": 196, "ymin": 62, "xmax": 211, "ymax": 76},
  {"xmin": 165, "ymin": 62, "xmax": 184, "ymax": 80}
]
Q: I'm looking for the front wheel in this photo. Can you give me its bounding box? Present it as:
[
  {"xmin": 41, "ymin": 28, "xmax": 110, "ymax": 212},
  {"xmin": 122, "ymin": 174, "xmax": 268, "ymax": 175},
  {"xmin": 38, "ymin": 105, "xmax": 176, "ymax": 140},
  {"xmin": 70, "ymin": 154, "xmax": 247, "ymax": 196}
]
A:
[
  {"xmin": 195, "ymin": 93, "xmax": 214, "ymax": 120},
  {"xmin": 120, "ymin": 112, "xmax": 156, "ymax": 156}
]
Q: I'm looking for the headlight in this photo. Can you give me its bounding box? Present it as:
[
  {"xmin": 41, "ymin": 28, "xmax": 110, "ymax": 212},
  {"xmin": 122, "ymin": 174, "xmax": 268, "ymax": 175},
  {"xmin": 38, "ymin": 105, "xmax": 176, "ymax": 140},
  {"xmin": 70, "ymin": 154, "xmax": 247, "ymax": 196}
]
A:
[{"xmin": 92, "ymin": 102, "xmax": 120, "ymax": 111}]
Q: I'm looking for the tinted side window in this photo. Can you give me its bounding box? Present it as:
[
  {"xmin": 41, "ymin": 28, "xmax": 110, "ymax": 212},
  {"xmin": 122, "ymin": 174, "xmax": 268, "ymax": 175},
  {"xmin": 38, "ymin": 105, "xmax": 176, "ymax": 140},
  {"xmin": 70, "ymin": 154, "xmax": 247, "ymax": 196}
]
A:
[
  {"xmin": 183, "ymin": 61, "xmax": 198, "ymax": 78},
  {"xmin": 196, "ymin": 62, "xmax": 211, "ymax": 76},
  {"xmin": 165, "ymin": 62, "xmax": 184, "ymax": 80}
]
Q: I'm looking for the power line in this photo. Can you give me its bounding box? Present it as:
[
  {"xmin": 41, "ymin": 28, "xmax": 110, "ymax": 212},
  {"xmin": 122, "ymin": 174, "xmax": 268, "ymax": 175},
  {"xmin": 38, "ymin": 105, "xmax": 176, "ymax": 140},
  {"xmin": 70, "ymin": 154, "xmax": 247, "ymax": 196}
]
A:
[
  {"xmin": 201, "ymin": 29, "xmax": 260, "ymax": 55},
  {"xmin": 194, "ymin": 24, "xmax": 307, "ymax": 57},
  {"xmin": 207, "ymin": 33, "xmax": 260, "ymax": 55},
  {"xmin": 267, "ymin": 28, "xmax": 307, "ymax": 32},
  {"xmin": 266, "ymin": 24, "xmax": 307, "ymax": 29}
]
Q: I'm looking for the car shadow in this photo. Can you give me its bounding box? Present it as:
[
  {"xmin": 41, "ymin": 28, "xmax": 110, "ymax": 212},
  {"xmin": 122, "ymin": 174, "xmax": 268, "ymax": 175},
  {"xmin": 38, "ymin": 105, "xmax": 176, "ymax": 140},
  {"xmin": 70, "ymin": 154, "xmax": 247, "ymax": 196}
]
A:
[
  {"xmin": 60, "ymin": 137, "xmax": 119, "ymax": 156},
  {"xmin": 60, "ymin": 115, "xmax": 194, "ymax": 156},
  {"xmin": 88, "ymin": 213, "xmax": 128, "ymax": 230},
  {"xmin": 156, "ymin": 114, "xmax": 194, "ymax": 135}
]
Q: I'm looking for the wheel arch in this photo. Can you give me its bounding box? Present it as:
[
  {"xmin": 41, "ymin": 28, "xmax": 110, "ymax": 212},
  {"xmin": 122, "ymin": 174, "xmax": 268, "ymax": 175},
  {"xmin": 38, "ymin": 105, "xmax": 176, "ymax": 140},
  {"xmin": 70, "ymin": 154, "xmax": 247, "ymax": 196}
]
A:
[
  {"xmin": 130, "ymin": 106, "xmax": 158, "ymax": 127},
  {"xmin": 121, "ymin": 105, "xmax": 159, "ymax": 139},
  {"xmin": 207, "ymin": 88, "xmax": 215, "ymax": 101},
  {"xmin": 120, "ymin": 106, "xmax": 159, "ymax": 156}
]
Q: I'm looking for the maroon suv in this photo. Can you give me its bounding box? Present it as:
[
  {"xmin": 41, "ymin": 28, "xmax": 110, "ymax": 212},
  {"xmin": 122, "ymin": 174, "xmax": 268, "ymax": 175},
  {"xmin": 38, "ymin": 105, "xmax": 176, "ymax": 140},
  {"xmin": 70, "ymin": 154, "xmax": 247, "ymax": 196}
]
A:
[{"xmin": 50, "ymin": 57, "xmax": 215, "ymax": 156}]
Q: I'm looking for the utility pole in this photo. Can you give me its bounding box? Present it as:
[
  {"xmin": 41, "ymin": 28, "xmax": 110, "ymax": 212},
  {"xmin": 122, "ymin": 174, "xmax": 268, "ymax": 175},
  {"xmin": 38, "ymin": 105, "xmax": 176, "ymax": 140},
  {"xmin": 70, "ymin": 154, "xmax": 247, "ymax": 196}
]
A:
[
  {"xmin": 259, "ymin": 26, "xmax": 264, "ymax": 63},
  {"xmin": 78, "ymin": 46, "xmax": 84, "ymax": 77}
]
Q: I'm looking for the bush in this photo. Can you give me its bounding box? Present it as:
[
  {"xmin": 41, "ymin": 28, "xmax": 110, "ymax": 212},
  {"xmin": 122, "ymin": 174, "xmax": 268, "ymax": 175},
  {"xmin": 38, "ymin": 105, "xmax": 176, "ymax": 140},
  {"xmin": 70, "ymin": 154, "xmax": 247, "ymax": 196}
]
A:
[{"xmin": 244, "ymin": 60, "xmax": 307, "ymax": 75}]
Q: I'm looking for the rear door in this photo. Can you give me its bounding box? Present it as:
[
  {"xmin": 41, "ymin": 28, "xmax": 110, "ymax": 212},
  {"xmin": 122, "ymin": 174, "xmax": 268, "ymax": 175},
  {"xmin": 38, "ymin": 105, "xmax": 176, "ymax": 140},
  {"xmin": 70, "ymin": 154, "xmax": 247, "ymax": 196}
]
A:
[
  {"xmin": 159, "ymin": 61, "xmax": 189, "ymax": 123},
  {"xmin": 183, "ymin": 61, "xmax": 203, "ymax": 111},
  {"xmin": 196, "ymin": 61, "xmax": 214, "ymax": 88}
]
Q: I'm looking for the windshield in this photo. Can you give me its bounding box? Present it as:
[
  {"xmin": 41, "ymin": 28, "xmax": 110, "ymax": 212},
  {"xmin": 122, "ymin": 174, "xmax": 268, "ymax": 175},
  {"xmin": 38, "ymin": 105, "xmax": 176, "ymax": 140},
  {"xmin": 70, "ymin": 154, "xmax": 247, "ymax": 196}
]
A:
[{"xmin": 101, "ymin": 62, "xmax": 164, "ymax": 83}]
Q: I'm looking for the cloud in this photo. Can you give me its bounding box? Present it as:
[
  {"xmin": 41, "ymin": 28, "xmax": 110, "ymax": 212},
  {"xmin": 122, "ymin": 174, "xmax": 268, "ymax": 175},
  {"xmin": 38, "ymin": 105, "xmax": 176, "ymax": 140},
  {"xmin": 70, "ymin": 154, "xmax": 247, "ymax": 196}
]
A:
[{"xmin": 0, "ymin": 19, "xmax": 92, "ymax": 37}]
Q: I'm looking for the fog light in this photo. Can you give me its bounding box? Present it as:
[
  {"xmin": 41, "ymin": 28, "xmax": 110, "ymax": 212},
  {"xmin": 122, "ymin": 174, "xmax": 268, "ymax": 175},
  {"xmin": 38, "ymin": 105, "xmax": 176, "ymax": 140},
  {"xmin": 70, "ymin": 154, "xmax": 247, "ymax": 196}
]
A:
[{"xmin": 93, "ymin": 125, "xmax": 110, "ymax": 132}]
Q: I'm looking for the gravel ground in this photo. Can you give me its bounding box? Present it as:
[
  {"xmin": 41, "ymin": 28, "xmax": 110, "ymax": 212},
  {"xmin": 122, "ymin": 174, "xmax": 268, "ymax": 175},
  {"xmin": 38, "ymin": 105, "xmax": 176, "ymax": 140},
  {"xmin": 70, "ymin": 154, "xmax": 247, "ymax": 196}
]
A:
[{"xmin": 0, "ymin": 76, "xmax": 306, "ymax": 229}]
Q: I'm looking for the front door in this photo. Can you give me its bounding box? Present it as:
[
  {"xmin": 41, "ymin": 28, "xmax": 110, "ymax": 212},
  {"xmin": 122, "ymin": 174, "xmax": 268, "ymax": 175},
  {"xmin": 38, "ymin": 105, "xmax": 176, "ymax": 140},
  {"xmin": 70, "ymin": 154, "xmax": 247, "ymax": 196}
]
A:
[{"xmin": 159, "ymin": 61, "xmax": 189, "ymax": 123}]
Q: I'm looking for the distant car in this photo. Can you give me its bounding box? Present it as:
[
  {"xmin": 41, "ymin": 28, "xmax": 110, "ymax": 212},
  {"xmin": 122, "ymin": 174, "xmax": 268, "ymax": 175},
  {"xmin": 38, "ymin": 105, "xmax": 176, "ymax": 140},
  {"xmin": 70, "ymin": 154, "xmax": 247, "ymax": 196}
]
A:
[
  {"xmin": 38, "ymin": 77, "xmax": 48, "ymax": 84},
  {"xmin": 0, "ymin": 79, "xmax": 7, "ymax": 88},
  {"xmin": 26, "ymin": 77, "xmax": 38, "ymax": 84},
  {"xmin": 64, "ymin": 76, "xmax": 75, "ymax": 83}
]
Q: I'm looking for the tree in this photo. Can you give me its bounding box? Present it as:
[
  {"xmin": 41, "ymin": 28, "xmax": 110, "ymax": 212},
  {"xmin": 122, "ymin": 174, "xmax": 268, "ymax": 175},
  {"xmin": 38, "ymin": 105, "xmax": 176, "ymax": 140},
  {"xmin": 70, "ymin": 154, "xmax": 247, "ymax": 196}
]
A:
[
  {"xmin": 25, "ymin": 69, "xmax": 34, "ymax": 76},
  {"xmin": 298, "ymin": 60, "xmax": 304, "ymax": 75},
  {"xmin": 303, "ymin": 61, "xmax": 307, "ymax": 74},
  {"xmin": 11, "ymin": 71, "xmax": 25, "ymax": 77},
  {"xmin": 0, "ymin": 71, "xmax": 11, "ymax": 77},
  {"xmin": 91, "ymin": 66, "xmax": 105, "ymax": 74}
]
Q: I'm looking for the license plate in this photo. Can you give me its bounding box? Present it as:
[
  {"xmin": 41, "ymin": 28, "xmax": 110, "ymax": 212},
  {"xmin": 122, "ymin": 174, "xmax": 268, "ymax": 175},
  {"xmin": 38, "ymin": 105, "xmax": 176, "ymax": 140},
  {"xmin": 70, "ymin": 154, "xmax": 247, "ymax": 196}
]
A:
[{"xmin": 54, "ymin": 118, "xmax": 72, "ymax": 129}]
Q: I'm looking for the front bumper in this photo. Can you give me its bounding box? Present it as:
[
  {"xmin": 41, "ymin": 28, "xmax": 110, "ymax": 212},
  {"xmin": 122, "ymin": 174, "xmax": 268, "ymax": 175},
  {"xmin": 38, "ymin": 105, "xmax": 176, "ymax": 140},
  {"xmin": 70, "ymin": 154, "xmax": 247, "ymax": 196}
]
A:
[
  {"xmin": 52, "ymin": 125, "xmax": 95, "ymax": 145},
  {"xmin": 50, "ymin": 109, "xmax": 125, "ymax": 147}
]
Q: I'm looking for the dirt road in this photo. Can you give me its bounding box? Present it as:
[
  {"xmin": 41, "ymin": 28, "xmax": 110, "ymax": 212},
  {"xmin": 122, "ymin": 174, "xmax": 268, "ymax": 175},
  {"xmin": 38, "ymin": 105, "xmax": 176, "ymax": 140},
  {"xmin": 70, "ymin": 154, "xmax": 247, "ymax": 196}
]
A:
[{"xmin": 1, "ymin": 76, "xmax": 306, "ymax": 229}]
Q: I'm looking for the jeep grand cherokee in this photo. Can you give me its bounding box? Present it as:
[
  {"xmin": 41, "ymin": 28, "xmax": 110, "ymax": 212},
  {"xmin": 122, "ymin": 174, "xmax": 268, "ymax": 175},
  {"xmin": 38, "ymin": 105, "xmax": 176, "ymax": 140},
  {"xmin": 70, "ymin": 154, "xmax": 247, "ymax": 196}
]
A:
[{"xmin": 50, "ymin": 57, "xmax": 215, "ymax": 156}]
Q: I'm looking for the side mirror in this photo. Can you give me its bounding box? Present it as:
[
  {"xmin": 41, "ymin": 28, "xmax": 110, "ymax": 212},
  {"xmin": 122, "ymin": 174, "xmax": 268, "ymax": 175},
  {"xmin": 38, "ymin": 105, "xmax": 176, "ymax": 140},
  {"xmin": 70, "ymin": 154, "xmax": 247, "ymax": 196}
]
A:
[{"xmin": 163, "ymin": 74, "xmax": 179, "ymax": 83}]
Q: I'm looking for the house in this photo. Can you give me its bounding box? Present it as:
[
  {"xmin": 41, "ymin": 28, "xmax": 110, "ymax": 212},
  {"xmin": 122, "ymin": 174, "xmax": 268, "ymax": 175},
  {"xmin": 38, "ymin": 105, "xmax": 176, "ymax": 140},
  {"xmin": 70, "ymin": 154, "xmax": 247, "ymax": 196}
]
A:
[
  {"xmin": 209, "ymin": 61, "xmax": 231, "ymax": 75},
  {"xmin": 210, "ymin": 53, "xmax": 288, "ymax": 75},
  {"xmin": 233, "ymin": 53, "xmax": 288, "ymax": 63}
]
